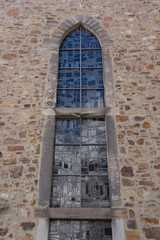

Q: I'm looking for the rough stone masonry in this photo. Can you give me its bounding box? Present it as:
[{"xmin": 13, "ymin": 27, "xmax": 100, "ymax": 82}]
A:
[{"xmin": 0, "ymin": 0, "xmax": 160, "ymax": 239}]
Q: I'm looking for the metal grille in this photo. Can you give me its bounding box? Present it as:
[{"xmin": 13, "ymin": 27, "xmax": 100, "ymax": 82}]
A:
[
  {"xmin": 51, "ymin": 118, "xmax": 110, "ymax": 208},
  {"xmin": 49, "ymin": 220, "xmax": 112, "ymax": 240},
  {"xmin": 57, "ymin": 26, "xmax": 104, "ymax": 108}
]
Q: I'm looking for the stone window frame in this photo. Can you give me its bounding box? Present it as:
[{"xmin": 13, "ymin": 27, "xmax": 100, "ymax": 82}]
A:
[{"xmin": 36, "ymin": 15, "xmax": 126, "ymax": 240}]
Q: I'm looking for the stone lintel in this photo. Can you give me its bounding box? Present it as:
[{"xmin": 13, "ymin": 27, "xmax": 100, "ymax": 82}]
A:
[{"xmin": 35, "ymin": 207, "xmax": 128, "ymax": 220}]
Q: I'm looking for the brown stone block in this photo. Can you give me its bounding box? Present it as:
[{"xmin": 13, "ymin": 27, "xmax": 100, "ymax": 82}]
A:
[
  {"xmin": 129, "ymin": 124, "xmax": 140, "ymax": 129},
  {"xmin": 20, "ymin": 222, "xmax": 35, "ymax": 231},
  {"xmin": 138, "ymin": 163, "xmax": 149, "ymax": 170},
  {"xmin": 139, "ymin": 180, "xmax": 154, "ymax": 187},
  {"xmin": 104, "ymin": 17, "xmax": 112, "ymax": 21},
  {"xmin": 2, "ymin": 54, "xmax": 17, "ymax": 60},
  {"xmin": 19, "ymin": 157, "xmax": 29, "ymax": 163},
  {"xmin": 19, "ymin": 131, "xmax": 26, "ymax": 138},
  {"xmin": 121, "ymin": 166, "xmax": 134, "ymax": 177},
  {"xmin": 8, "ymin": 146, "xmax": 24, "ymax": 151},
  {"xmin": 3, "ymin": 138, "xmax": 20, "ymax": 144},
  {"xmin": 126, "ymin": 230, "xmax": 140, "ymax": 240},
  {"xmin": 0, "ymin": 228, "xmax": 8, "ymax": 236},
  {"xmin": 19, "ymin": 50, "xmax": 30, "ymax": 54},
  {"xmin": 142, "ymin": 218, "xmax": 159, "ymax": 225},
  {"xmin": 3, "ymin": 157, "xmax": 16, "ymax": 165},
  {"xmin": 7, "ymin": 9, "xmax": 19, "ymax": 16},
  {"xmin": 30, "ymin": 200, "xmax": 36, "ymax": 206},
  {"xmin": 9, "ymin": 165, "xmax": 23, "ymax": 178},
  {"xmin": 143, "ymin": 227, "xmax": 160, "ymax": 240},
  {"xmin": 36, "ymin": 145, "xmax": 40, "ymax": 154},
  {"xmin": 122, "ymin": 178, "xmax": 134, "ymax": 186},
  {"xmin": 153, "ymin": 102, "xmax": 160, "ymax": 105},
  {"xmin": 123, "ymin": 190, "xmax": 136, "ymax": 196},
  {"xmin": 127, "ymin": 220, "xmax": 137, "ymax": 229},
  {"xmin": 156, "ymin": 141, "xmax": 160, "ymax": 146},
  {"xmin": 103, "ymin": 22, "xmax": 110, "ymax": 28},
  {"xmin": 30, "ymin": 138, "xmax": 36, "ymax": 144},
  {"xmin": 142, "ymin": 122, "xmax": 150, "ymax": 129},
  {"xmin": 127, "ymin": 131, "xmax": 139, "ymax": 136},
  {"xmin": 129, "ymin": 209, "xmax": 135, "ymax": 218},
  {"xmin": 30, "ymin": 38, "xmax": 38, "ymax": 43},
  {"xmin": 137, "ymin": 138, "xmax": 144, "ymax": 145},
  {"xmin": 137, "ymin": 86, "xmax": 146, "ymax": 91},
  {"xmin": 129, "ymin": 150, "xmax": 141, "ymax": 157},
  {"xmin": 154, "ymin": 164, "xmax": 160, "ymax": 169},
  {"xmin": 134, "ymin": 116, "xmax": 145, "ymax": 121},
  {"xmin": 147, "ymin": 96, "xmax": 155, "ymax": 100},
  {"xmin": 22, "ymin": 234, "xmax": 34, "ymax": 240},
  {"xmin": 145, "ymin": 64, "xmax": 154, "ymax": 70},
  {"xmin": 155, "ymin": 157, "xmax": 160, "ymax": 163},
  {"xmin": 116, "ymin": 115, "xmax": 129, "ymax": 122}
]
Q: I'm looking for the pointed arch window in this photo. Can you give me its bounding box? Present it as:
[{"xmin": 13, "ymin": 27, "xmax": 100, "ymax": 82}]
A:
[
  {"xmin": 57, "ymin": 26, "xmax": 104, "ymax": 108},
  {"xmin": 48, "ymin": 26, "xmax": 112, "ymax": 240}
]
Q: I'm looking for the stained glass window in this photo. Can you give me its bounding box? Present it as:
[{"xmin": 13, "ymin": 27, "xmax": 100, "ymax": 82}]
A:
[
  {"xmin": 49, "ymin": 26, "xmax": 112, "ymax": 240},
  {"xmin": 57, "ymin": 26, "xmax": 104, "ymax": 108},
  {"xmin": 51, "ymin": 118, "xmax": 110, "ymax": 208}
]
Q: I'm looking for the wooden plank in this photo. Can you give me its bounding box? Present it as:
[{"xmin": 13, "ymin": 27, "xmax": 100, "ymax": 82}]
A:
[{"xmin": 35, "ymin": 207, "xmax": 128, "ymax": 220}]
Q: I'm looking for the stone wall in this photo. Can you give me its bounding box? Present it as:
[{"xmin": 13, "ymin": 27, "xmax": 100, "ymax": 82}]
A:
[{"xmin": 0, "ymin": 0, "xmax": 160, "ymax": 239}]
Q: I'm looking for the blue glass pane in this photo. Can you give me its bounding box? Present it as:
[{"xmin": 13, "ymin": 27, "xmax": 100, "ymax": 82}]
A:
[
  {"xmin": 81, "ymin": 90, "xmax": 104, "ymax": 108},
  {"xmin": 82, "ymin": 69, "xmax": 103, "ymax": 89},
  {"xmin": 55, "ymin": 119, "xmax": 80, "ymax": 144},
  {"xmin": 81, "ymin": 50, "xmax": 102, "ymax": 68},
  {"xmin": 60, "ymin": 28, "xmax": 80, "ymax": 49},
  {"xmin": 57, "ymin": 90, "xmax": 80, "ymax": 108},
  {"xmin": 59, "ymin": 51, "xmax": 80, "ymax": 68},
  {"xmin": 81, "ymin": 27, "xmax": 101, "ymax": 49},
  {"xmin": 58, "ymin": 70, "xmax": 80, "ymax": 89}
]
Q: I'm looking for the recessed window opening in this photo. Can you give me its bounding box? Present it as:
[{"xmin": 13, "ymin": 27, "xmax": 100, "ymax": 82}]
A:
[{"xmin": 49, "ymin": 25, "xmax": 112, "ymax": 240}]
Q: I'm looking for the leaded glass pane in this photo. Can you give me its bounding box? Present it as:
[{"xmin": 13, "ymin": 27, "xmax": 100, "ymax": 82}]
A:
[
  {"xmin": 82, "ymin": 69, "xmax": 103, "ymax": 89},
  {"xmin": 57, "ymin": 90, "xmax": 80, "ymax": 108},
  {"xmin": 81, "ymin": 176, "xmax": 110, "ymax": 207},
  {"xmin": 55, "ymin": 119, "xmax": 80, "ymax": 144},
  {"xmin": 81, "ymin": 146, "xmax": 108, "ymax": 174},
  {"xmin": 81, "ymin": 90, "xmax": 104, "ymax": 108},
  {"xmin": 59, "ymin": 51, "xmax": 80, "ymax": 68},
  {"xmin": 49, "ymin": 220, "xmax": 112, "ymax": 240},
  {"xmin": 81, "ymin": 27, "xmax": 101, "ymax": 49},
  {"xmin": 81, "ymin": 50, "xmax": 102, "ymax": 68},
  {"xmin": 53, "ymin": 146, "xmax": 80, "ymax": 175},
  {"xmin": 81, "ymin": 119, "xmax": 106, "ymax": 144},
  {"xmin": 58, "ymin": 69, "xmax": 80, "ymax": 88},
  {"xmin": 52, "ymin": 176, "xmax": 81, "ymax": 208},
  {"xmin": 60, "ymin": 28, "xmax": 80, "ymax": 49}
]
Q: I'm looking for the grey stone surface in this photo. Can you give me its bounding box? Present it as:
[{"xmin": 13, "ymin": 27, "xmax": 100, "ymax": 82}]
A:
[
  {"xmin": 39, "ymin": 116, "xmax": 55, "ymax": 207},
  {"xmin": 106, "ymin": 116, "xmax": 121, "ymax": 207},
  {"xmin": 112, "ymin": 220, "xmax": 126, "ymax": 240}
]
